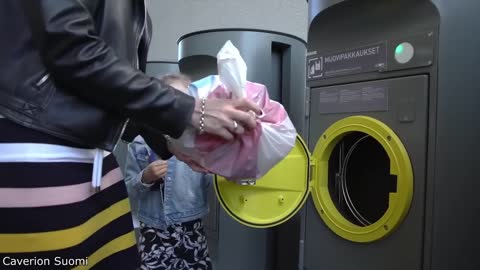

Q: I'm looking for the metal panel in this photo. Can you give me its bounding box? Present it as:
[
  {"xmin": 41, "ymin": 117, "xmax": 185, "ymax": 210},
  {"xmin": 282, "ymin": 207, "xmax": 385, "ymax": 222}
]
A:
[
  {"xmin": 306, "ymin": 0, "xmax": 480, "ymax": 269},
  {"xmin": 145, "ymin": 61, "xmax": 179, "ymax": 76},
  {"xmin": 308, "ymin": 0, "xmax": 345, "ymax": 25},
  {"xmin": 305, "ymin": 2, "xmax": 440, "ymax": 270},
  {"xmin": 428, "ymin": 1, "xmax": 480, "ymax": 269},
  {"xmin": 306, "ymin": 75, "xmax": 429, "ymax": 270}
]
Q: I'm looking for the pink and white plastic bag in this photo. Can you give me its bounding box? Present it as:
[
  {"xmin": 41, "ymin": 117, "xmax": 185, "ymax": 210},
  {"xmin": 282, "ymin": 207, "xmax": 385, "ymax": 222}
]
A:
[{"xmin": 167, "ymin": 41, "xmax": 297, "ymax": 181}]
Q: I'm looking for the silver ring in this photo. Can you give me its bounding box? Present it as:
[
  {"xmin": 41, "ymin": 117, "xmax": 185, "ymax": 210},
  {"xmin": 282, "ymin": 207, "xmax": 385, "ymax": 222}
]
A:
[{"xmin": 233, "ymin": 120, "xmax": 238, "ymax": 130}]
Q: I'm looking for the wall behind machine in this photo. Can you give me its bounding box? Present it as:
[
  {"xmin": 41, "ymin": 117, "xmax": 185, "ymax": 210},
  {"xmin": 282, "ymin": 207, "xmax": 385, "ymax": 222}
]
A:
[{"xmin": 146, "ymin": 0, "xmax": 308, "ymax": 61}]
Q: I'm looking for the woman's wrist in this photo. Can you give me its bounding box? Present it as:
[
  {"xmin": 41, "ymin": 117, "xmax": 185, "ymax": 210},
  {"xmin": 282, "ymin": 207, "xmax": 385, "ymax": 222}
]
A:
[{"xmin": 190, "ymin": 98, "xmax": 206, "ymax": 133}]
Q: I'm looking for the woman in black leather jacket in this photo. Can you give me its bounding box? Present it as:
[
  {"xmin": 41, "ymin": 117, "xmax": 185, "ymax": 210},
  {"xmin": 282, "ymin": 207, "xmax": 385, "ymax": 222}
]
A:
[{"xmin": 0, "ymin": 1, "xmax": 259, "ymax": 269}]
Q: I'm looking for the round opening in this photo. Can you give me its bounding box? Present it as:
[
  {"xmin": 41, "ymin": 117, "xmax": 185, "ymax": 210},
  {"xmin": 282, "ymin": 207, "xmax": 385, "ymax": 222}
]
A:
[{"xmin": 327, "ymin": 132, "xmax": 398, "ymax": 227}]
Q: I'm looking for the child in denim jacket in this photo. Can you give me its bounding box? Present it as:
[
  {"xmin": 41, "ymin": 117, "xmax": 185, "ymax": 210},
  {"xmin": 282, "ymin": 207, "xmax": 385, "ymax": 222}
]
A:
[{"xmin": 125, "ymin": 74, "xmax": 212, "ymax": 270}]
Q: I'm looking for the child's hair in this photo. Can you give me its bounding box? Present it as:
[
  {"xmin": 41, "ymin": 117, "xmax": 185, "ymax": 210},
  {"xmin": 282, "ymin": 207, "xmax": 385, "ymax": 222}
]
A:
[{"xmin": 157, "ymin": 73, "xmax": 191, "ymax": 88}]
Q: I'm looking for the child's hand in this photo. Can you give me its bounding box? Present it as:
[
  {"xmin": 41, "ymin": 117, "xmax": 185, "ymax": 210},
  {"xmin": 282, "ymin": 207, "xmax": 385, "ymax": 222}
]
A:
[{"xmin": 141, "ymin": 160, "xmax": 168, "ymax": 184}]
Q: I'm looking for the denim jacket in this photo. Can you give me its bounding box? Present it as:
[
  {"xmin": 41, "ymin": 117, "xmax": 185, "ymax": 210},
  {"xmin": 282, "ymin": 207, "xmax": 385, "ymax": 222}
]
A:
[{"xmin": 124, "ymin": 136, "xmax": 211, "ymax": 229}]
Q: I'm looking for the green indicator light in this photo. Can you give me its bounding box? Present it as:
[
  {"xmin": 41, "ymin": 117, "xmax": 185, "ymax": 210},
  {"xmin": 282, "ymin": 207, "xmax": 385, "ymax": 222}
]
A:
[{"xmin": 395, "ymin": 44, "xmax": 404, "ymax": 55}]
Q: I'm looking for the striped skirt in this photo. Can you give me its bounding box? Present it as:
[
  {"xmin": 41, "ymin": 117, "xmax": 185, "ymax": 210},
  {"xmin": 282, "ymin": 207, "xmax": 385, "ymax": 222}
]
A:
[{"xmin": 0, "ymin": 118, "xmax": 140, "ymax": 269}]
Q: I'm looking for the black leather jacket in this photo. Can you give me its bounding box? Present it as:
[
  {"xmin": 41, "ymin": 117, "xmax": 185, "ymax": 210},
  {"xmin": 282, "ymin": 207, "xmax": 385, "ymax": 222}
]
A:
[{"xmin": 0, "ymin": 0, "xmax": 194, "ymax": 155}]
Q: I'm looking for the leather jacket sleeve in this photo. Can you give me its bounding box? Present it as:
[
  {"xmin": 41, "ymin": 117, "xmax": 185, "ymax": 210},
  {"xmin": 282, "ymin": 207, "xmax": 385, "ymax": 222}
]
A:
[
  {"xmin": 19, "ymin": 0, "xmax": 194, "ymax": 139},
  {"xmin": 121, "ymin": 121, "xmax": 173, "ymax": 160}
]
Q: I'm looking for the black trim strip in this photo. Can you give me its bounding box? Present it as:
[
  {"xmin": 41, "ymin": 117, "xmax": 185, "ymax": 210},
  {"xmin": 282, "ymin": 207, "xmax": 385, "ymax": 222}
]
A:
[
  {"xmin": 0, "ymin": 162, "xmax": 92, "ymax": 188},
  {"xmin": 0, "ymin": 119, "xmax": 91, "ymax": 149},
  {"xmin": 147, "ymin": 61, "xmax": 178, "ymax": 64},
  {"xmin": 0, "ymin": 214, "xmax": 136, "ymax": 270},
  {"xmin": 0, "ymin": 154, "xmax": 119, "ymax": 188},
  {"xmin": 177, "ymin": 28, "xmax": 306, "ymax": 45},
  {"xmin": 90, "ymin": 244, "xmax": 140, "ymax": 270},
  {"xmin": 102, "ymin": 154, "xmax": 119, "ymax": 175},
  {"xmin": 0, "ymin": 181, "xmax": 128, "ymax": 233}
]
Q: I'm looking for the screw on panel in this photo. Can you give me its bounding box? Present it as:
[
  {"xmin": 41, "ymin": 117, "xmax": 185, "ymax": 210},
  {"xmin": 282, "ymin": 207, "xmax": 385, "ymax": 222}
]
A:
[
  {"xmin": 240, "ymin": 196, "xmax": 248, "ymax": 204},
  {"xmin": 323, "ymin": 135, "xmax": 327, "ymax": 139},
  {"xmin": 384, "ymin": 225, "xmax": 389, "ymax": 230},
  {"xmin": 320, "ymin": 209, "xmax": 324, "ymax": 214},
  {"xmin": 387, "ymin": 135, "xmax": 392, "ymax": 141},
  {"xmin": 279, "ymin": 196, "xmax": 285, "ymax": 205}
]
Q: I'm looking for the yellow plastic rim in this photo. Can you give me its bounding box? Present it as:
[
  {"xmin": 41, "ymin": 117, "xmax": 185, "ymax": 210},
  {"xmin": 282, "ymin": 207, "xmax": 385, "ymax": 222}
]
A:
[
  {"xmin": 311, "ymin": 116, "xmax": 413, "ymax": 243},
  {"xmin": 214, "ymin": 136, "xmax": 311, "ymax": 228}
]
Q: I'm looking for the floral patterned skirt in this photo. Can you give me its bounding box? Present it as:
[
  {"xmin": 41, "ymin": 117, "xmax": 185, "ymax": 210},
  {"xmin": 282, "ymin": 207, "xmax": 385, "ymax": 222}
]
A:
[{"xmin": 138, "ymin": 220, "xmax": 212, "ymax": 270}]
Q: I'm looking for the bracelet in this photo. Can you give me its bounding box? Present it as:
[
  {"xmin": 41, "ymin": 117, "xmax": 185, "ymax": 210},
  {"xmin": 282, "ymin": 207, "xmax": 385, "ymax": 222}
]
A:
[{"xmin": 199, "ymin": 98, "xmax": 206, "ymax": 134}]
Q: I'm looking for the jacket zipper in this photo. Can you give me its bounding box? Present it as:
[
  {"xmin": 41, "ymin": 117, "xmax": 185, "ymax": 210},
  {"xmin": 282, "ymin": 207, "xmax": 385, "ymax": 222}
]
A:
[
  {"xmin": 115, "ymin": 0, "xmax": 147, "ymax": 145},
  {"xmin": 135, "ymin": 0, "xmax": 147, "ymax": 69},
  {"xmin": 36, "ymin": 73, "xmax": 50, "ymax": 87},
  {"xmin": 142, "ymin": 5, "xmax": 152, "ymax": 60}
]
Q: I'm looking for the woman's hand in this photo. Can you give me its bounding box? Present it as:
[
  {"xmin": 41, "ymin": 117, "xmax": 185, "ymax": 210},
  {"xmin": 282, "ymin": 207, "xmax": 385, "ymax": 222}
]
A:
[{"xmin": 190, "ymin": 98, "xmax": 261, "ymax": 140}]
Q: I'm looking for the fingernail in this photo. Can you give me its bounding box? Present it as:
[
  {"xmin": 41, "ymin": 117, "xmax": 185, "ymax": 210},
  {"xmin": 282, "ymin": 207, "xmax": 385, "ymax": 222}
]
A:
[{"xmin": 256, "ymin": 110, "xmax": 265, "ymax": 119}]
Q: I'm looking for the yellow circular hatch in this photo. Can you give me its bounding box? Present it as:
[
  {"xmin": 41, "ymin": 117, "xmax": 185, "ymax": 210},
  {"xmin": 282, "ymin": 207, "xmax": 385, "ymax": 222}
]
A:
[
  {"xmin": 214, "ymin": 116, "xmax": 413, "ymax": 242},
  {"xmin": 311, "ymin": 116, "xmax": 413, "ymax": 243},
  {"xmin": 214, "ymin": 136, "xmax": 310, "ymax": 228}
]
